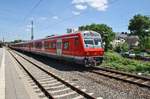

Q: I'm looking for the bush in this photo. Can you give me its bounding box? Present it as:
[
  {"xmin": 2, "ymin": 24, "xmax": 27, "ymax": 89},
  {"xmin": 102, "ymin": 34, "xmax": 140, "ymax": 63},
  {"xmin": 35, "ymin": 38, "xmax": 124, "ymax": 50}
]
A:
[
  {"xmin": 102, "ymin": 51, "xmax": 150, "ymax": 74},
  {"xmin": 104, "ymin": 51, "xmax": 123, "ymax": 62},
  {"xmin": 114, "ymin": 42, "xmax": 129, "ymax": 53}
]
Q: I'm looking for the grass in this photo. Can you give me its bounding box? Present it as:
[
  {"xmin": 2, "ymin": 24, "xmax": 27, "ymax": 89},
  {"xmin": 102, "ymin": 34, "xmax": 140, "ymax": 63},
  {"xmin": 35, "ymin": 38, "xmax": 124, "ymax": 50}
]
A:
[{"xmin": 101, "ymin": 51, "xmax": 150, "ymax": 76}]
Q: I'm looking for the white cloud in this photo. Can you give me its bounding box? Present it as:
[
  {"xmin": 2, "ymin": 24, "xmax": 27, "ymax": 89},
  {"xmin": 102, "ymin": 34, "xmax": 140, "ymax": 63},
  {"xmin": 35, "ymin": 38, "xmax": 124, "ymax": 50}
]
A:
[
  {"xmin": 75, "ymin": 4, "xmax": 87, "ymax": 10},
  {"xmin": 28, "ymin": 17, "xmax": 34, "ymax": 20},
  {"xmin": 72, "ymin": 11, "xmax": 80, "ymax": 15},
  {"xmin": 25, "ymin": 28, "xmax": 30, "ymax": 32},
  {"xmin": 52, "ymin": 16, "xmax": 59, "ymax": 20},
  {"xmin": 39, "ymin": 17, "xmax": 47, "ymax": 21},
  {"xmin": 72, "ymin": 0, "xmax": 85, "ymax": 4},
  {"xmin": 72, "ymin": 0, "xmax": 108, "ymax": 11},
  {"xmin": 26, "ymin": 24, "xmax": 34, "ymax": 31},
  {"xmin": 26, "ymin": 24, "xmax": 32, "ymax": 28}
]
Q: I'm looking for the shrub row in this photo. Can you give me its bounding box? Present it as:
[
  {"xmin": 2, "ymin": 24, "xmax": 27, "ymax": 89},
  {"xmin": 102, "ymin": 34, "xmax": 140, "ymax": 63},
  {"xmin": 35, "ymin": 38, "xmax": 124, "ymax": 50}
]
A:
[{"xmin": 101, "ymin": 51, "xmax": 150, "ymax": 75}]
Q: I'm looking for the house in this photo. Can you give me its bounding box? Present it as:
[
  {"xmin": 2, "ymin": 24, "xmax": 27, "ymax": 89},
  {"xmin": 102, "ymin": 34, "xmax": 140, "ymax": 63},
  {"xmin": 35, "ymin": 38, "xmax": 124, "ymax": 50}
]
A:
[
  {"xmin": 126, "ymin": 36, "xmax": 139, "ymax": 48},
  {"xmin": 116, "ymin": 32, "xmax": 128, "ymax": 40},
  {"xmin": 112, "ymin": 32, "xmax": 139, "ymax": 49},
  {"xmin": 110, "ymin": 32, "xmax": 128, "ymax": 48},
  {"xmin": 110, "ymin": 39, "xmax": 125, "ymax": 48}
]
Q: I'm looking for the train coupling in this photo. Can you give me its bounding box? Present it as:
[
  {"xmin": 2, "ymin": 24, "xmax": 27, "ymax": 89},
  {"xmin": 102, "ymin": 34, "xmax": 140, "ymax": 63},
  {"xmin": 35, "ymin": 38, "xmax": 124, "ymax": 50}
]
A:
[
  {"xmin": 84, "ymin": 57, "xmax": 101, "ymax": 67},
  {"xmin": 84, "ymin": 56, "xmax": 103, "ymax": 67}
]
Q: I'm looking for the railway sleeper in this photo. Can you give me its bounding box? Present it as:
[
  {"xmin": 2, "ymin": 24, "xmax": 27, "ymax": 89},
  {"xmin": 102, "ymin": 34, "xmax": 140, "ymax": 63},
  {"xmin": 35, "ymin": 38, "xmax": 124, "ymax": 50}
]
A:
[{"xmin": 9, "ymin": 50, "xmax": 101, "ymax": 99}]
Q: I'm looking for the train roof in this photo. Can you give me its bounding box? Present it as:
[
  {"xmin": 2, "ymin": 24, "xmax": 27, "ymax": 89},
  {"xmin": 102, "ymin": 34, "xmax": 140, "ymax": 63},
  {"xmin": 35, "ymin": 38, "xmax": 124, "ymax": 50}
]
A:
[{"xmin": 12, "ymin": 30, "xmax": 100, "ymax": 45}]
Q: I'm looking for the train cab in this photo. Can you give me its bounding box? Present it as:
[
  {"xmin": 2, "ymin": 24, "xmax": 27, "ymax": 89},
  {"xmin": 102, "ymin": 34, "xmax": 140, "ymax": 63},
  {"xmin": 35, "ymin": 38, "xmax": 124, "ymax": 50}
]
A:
[{"xmin": 81, "ymin": 31, "xmax": 104, "ymax": 66}]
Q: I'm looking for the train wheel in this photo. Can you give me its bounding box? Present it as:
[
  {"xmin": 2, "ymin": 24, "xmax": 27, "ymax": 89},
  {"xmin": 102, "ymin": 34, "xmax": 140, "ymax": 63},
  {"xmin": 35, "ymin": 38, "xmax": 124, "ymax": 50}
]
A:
[{"xmin": 84, "ymin": 59, "xmax": 89, "ymax": 67}]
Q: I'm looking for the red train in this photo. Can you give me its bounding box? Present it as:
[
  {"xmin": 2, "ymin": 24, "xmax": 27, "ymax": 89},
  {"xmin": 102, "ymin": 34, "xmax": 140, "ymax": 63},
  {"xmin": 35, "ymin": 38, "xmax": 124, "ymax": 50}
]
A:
[{"xmin": 10, "ymin": 31, "xmax": 104, "ymax": 66}]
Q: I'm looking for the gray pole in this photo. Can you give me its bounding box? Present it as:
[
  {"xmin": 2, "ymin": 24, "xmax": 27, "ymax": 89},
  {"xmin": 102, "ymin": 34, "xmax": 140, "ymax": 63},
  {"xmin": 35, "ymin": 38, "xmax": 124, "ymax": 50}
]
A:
[
  {"xmin": 31, "ymin": 20, "xmax": 34, "ymax": 40},
  {"xmin": 3, "ymin": 36, "xmax": 4, "ymax": 46},
  {"xmin": 3, "ymin": 37, "xmax": 4, "ymax": 43}
]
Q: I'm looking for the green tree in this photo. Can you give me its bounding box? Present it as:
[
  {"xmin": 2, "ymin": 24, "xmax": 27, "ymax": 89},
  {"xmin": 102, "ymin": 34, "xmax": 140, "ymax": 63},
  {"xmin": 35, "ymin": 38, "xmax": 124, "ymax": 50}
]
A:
[
  {"xmin": 114, "ymin": 42, "xmax": 129, "ymax": 53},
  {"xmin": 128, "ymin": 14, "xmax": 150, "ymax": 49},
  {"xmin": 144, "ymin": 37, "xmax": 150, "ymax": 49},
  {"xmin": 121, "ymin": 42, "xmax": 129, "ymax": 52},
  {"xmin": 11, "ymin": 40, "xmax": 24, "ymax": 43},
  {"xmin": 79, "ymin": 23, "xmax": 115, "ymax": 51}
]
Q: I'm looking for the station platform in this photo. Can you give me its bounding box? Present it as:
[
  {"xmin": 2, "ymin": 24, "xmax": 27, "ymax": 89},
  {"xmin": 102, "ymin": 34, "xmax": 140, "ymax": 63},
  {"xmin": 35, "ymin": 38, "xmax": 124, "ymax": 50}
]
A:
[{"xmin": 0, "ymin": 48, "xmax": 38, "ymax": 99}]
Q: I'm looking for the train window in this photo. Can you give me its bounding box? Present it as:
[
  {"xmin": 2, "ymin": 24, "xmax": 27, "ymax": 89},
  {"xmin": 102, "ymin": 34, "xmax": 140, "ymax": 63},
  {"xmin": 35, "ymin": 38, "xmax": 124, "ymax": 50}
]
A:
[
  {"xmin": 84, "ymin": 39, "xmax": 94, "ymax": 48},
  {"xmin": 29, "ymin": 43, "xmax": 33, "ymax": 48},
  {"xmin": 31, "ymin": 43, "xmax": 34, "ymax": 48},
  {"xmin": 39, "ymin": 43, "xmax": 42, "ymax": 48},
  {"xmin": 50, "ymin": 42, "xmax": 56, "ymax": 48},
  {"xmin": 35, "ymin": 42, "xmax": 42, "ymax": 49},
  {"xmin": 53, "ymin": 42, "xmax": 56, "ymax": 48},
  {"xmin": 35, "ymin": 43, "xmax": 38, "ymax": 48},
  {"xmin": 94, "ymin": 38, "xmax": 101, "ymax": 47},
  {"xmin": 75, "ymin": 38, "xmax": 79, "ymax": 46},
  {"xmin": 49, "ymin": 42, "xmax": 53, "ymax": 48},
  {"xmin": 84, "ymin": 39, "xmax": 94, "ymax": 45},
  {"xmin": 44, "ymin": 42, "xmax": 49, "ymax": 49},
  {"xmin": 63, "ymin": 42, "xmax": 69, "ymax": 50}
]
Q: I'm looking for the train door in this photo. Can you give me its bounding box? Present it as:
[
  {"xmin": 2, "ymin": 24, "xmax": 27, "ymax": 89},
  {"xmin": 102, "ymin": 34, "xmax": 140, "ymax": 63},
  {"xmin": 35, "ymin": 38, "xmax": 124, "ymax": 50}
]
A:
[{"xmin": 56, "ymin": 39, "xmax": 62, "ymax": 56}]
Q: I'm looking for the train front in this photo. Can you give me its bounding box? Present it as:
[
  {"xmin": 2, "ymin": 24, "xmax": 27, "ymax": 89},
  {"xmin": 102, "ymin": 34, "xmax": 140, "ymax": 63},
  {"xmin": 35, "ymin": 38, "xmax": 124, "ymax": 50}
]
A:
[{"xmin": 81, "ymin": 31, "xmax": 104, "ymax": 66}]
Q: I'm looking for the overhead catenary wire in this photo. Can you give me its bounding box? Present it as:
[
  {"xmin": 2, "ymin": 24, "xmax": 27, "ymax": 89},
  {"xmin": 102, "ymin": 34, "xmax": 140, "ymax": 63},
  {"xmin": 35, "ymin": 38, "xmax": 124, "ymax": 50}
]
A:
[
  {"xmin": 19, "ymin": 0, "xmax": 120, "ymax": 31},
  {"xmin": 15, "ymin": 0, "xmax": 44, "ymax": 29},
  {"xmin": 14, "ymin": 0, "xmax": 44, "ymax": 40},
  {"xmin": 22, "ymin": 0, "xmax": 44, "ymax": 22},
  {"xmin": 15, "ymin": 0, "xmax": 120, "ymax": 40}
]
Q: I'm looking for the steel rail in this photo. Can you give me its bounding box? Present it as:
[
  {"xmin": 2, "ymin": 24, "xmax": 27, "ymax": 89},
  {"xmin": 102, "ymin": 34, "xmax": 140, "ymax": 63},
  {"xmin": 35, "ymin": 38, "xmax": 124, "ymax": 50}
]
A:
[
  {"xmin": 89, "ymin": 67, "xmax": 150, "ymax": 88},
  {"xmin": 8, "ymin": 50, "xmax": 54, "ymax": 99},
  {"xmin": 9, "ymin": 49, "xmax": 96, "ymax": 99}
]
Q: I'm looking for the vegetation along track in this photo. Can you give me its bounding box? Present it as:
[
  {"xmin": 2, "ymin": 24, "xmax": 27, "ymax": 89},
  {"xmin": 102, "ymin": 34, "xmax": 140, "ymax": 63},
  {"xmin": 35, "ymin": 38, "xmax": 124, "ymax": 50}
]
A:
[
  {"xmin": 8, "ymin": 49, "xmax": 102, "ymax": 99},
  {"xmin": 89, "ymin": 67, "xmax": 150, "ymax": 89}
]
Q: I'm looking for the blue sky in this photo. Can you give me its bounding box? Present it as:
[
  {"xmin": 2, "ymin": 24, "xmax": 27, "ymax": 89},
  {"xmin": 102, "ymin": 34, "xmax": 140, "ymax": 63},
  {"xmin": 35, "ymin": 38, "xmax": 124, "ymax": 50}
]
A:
[{"xmin": 0, "ymin": 0, "xmax": 150, "ymax": 41}]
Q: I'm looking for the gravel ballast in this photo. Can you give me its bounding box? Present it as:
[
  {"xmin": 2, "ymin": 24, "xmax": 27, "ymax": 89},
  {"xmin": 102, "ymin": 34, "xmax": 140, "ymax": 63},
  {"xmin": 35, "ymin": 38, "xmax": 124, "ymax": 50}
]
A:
[{"xmin": 15, "ymin": 51, "xmax": 150, "ymax": 99}]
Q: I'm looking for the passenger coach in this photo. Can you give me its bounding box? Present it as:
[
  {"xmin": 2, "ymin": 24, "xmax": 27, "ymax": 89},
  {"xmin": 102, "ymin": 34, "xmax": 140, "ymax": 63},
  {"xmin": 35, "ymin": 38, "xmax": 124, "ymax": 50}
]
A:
[{"xmin": 11, "ymin": 31, "xmax": 104, "ymax": 66}]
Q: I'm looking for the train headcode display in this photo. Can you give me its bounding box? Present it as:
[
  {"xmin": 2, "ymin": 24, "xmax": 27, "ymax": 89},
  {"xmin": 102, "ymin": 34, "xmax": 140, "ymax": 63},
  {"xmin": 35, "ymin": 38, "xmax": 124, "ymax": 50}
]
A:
[{"xmin": 83, "ymin": 31, "xmax": 100, "ymax": 39}]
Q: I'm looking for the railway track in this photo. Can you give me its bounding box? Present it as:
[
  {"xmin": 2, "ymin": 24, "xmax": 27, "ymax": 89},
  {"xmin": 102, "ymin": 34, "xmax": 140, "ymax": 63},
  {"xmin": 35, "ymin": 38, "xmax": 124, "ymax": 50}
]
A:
[
  {"xmin": 8, "ymin": 49, "xmax": 102, "ymax": 99},
  {"xmin": 8, "ymin": 48, "xmax": 150, "ymax": 99},
  {"xmin": 122, "ymin": 55, "xmax": 150, "ymax": 62},
  {"xmin": 89, "ymin": 67, "xmax": 150, "ymax": 89}
]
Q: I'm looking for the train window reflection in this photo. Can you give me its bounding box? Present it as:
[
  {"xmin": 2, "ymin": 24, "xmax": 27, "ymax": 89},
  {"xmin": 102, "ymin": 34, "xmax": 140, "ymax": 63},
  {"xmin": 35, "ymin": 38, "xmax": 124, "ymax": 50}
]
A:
[
  {"xmin": 84, "ymin": 39, "xmax": 94, "ymax": 48},
  {"xmin": 94, "ymin": 38, "xmax": 101, "ymax": 47},
  {"xmin": 84, "ymin": 38, "xmax": 102, "ymax": 48},
  {"xmin": 84, "ymin": 39, "xmax": 94, "ymax": 45},
  {"xmin": 63, "ymin": 42, "xmax": 69, "ymax": 50}
]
